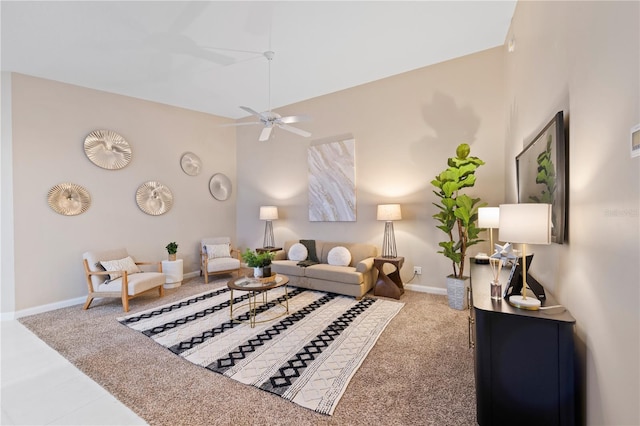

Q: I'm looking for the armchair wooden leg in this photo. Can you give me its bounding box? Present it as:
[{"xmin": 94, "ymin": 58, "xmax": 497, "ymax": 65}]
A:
[
  {"xmin": 158, "ymin": 286, "xmax": 164, "ymax": 297},
  {"xmin": 122, "ymin": 296, "xmax": 129, "ymax": 312},
  {"xmin": 205, "ymin": 271, "xmax": 209, "ymax": 284},
  {"xmin": 83, "ymin": 296, "xmax": 94, "ymax": 310}
]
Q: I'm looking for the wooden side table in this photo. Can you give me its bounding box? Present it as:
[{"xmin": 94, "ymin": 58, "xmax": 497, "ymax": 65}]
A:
[
  {"xmin": 161, "ymin": 259, "xmax": 183, "ymax": 289},
  {"xmin": 373, "ymin": 256, "xmax": 405, "ymax": 299}
]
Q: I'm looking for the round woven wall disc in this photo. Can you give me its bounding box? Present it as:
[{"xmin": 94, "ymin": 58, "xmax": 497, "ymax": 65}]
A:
[
  {"xmin": 136, "ymin": 181, "xmax": 173, "ymax": 215},
  {"xmin": 48, "ymin": 183, "xmax": 91, "ymax": 215},
  {"xmin": 84, "ymin": 129, "xmax": 132, "ymax": 170},
  {"xmin": 209, "ymin": 173, "xmax": 232, "ymax": 201}
]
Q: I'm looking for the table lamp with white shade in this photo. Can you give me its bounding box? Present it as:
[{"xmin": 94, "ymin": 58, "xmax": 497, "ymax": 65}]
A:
[
  {"xmin": 259, "ymin": 206, "xmax": 278, "ymax": 248},
  {"xmin": 478, "ymin": 207, "xmax": 500, "ymax": 254},
  {"xmin": 377, "ymin": 204, "xmax": 402, "ymax": 258},
  {"xmin": 499, "ymin": 203, "xmax": 552, "ymax": 310}
]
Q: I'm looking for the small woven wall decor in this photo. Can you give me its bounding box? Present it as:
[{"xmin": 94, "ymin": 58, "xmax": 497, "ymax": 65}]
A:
[
  {"xmin": 84, "ymin": 129, "xmax": 132, "ymax": 170},
  {"xmin": 209, "ymin": 173, "xmax": 232, "ymax": 201},
  {"xmin": 180, "ymin": 152, "xmax": 202, "ymax": 176},
  {"xmin": 135, "ymin": 181, "xmax": 173, "ymax": 215},
  {"xmin": 47, "ymin": 183, "xmax": 91, "ymax": 216}
]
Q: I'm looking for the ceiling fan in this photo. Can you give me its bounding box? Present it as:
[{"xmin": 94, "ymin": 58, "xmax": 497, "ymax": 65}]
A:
[{"xmin": 234, "ymin": 51, "xmax": 312, "ymax": 142}]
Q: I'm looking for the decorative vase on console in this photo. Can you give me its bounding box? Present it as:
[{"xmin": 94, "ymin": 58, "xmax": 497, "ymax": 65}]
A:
[{"xmin": 489, "ymin": 242, "xmax": 516, "ymax": 301}]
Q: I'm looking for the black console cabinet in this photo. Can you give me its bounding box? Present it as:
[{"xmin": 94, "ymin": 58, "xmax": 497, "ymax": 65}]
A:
[{"xmin": 469, "ymin": 263, "xmax": 576, "ymax": 426}]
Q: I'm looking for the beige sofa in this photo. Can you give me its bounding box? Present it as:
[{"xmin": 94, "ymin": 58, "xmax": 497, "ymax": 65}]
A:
[{"xmin": 271, "ymin": 240, "xmax": 378, "ymax": 299}]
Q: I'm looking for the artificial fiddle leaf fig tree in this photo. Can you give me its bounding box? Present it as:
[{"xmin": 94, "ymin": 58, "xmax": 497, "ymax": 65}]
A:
[{"xmin": 432, "ymin": 143, "xmax": 487, "ymax": 279}]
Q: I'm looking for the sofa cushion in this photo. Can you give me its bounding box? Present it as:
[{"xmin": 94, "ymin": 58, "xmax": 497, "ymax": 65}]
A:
[
  {"xmin": 206, "ymin": 257, "xmax": 240, "ymax": 273},
  {"xmin": 97, "ymin": 272, "xmax": 165, "ymax": 295},
  {"xmin": 288, "ymin": 243, "xmax": 308, "ymax": 261},
  {"xmin": 271, "ymin": 260, "xmax": 306, "ymax": 277},
  {"xmin": 206, "ymin": 243, "xmax": 230, "ymax": 259},
  {"xmin": 83, "ymin": 248, "xmax": 130, "ymax": 287},
  {"xmin": 319, "ymin": 242, "xmax": 377, "ymax": 266},
  {"xmin": 304, "ymin": 264, "xmax": 363, "ymax": 285},
  {"xmin": 100, "ymin": 256, "xmax": 141, "ymax": 281},
  {"xmin": 327, "ymin": 246, "xmax": 351, "ymax": 266}
]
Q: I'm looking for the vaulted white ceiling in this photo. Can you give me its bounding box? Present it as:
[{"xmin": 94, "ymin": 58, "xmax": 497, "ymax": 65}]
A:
[{"xmin": 1, "ymin": 1, "xmax": 516, "ymax": 119}]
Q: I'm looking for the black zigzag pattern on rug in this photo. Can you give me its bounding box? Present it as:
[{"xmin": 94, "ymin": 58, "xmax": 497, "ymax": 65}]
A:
[
  {"xmin": 208, "ymin": 291, "xmax": 338, "ymax": 374},
  {"xmin": 119, "ymin": 287, "xmax": 230, "ymax": 325},
  {"xmin": 260, "ymin": 297, "xmax": 375, "ymax": 396},
  {"xmin": 169, "ymin": 287, "xmax": 307, "ymax": 355},
  {"xmin": 144, "ymin": 292, "xmax": 252, "ymax": 338}
]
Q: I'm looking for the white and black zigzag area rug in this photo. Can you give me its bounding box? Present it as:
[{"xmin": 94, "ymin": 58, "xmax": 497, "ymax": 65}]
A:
[{"xmin": 118, "ymin": 285, "xmax": 403, "ymax": 415}]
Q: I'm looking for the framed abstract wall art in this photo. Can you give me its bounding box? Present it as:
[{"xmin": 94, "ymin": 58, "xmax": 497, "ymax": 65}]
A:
[
  {"xmin": 516, "ymin": 111, "xmax": 567, "ymax": 243},
  {"xmin": 308, "ymin": 138, "xmax": 356, "ymax": 222}
]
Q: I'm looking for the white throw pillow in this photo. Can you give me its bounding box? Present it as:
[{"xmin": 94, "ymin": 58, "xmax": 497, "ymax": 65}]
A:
[
  {"xmin": 100, "ymin": 256, "xmax": 141, "ymax": 280},
  {"xmin": 288, "ymin": 243, "xmax": 308, "ymax": 261},
  {"xmin": 206, "ymin": 244, "xmax": 231, "ymax": 259},
  {"xmin": 327, "ymin": 246, "xmax": 351, "ymax": 266}
]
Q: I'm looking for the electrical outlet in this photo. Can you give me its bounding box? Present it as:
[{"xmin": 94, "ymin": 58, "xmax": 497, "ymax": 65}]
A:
[{"xmin": 413, "ymin": 266, "xmax": 422, "ymax": 275}]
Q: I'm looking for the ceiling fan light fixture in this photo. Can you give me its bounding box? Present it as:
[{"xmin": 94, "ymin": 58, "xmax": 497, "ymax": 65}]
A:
[{"xmin": 232, "ymin": 50, "xmax": 312, "ymax": 142}]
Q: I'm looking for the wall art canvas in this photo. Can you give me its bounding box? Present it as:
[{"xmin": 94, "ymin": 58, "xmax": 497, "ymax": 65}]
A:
[
  {"xmin": 308, "ymin": 138, "xmax": 356, "ymax": 221},
  {"xmin": 516, "ymin": 111, "xmax": 567, "ymax": 243}
]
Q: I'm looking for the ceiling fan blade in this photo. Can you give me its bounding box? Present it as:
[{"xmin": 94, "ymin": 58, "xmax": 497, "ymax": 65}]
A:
[
  {"xmin": 279, "ymin": 114, "xmax": 311, "ymax": 124},
  {"xmin": 259, "ymin": 126, "xmax": 273, "ymax": 142},
  {"xmin": 240, "ymin": 106, "xmax": 264, "ymax": 118},
  {"xmin": 279, "ymin": 124, "xmax": 311, "ymax": 138},
  {"xmin": 169, "ymin": 2, "xmax": 210, "ymax": 33},
  {"xmin": 219, "ymin": 121, "xmax": 261, "ymax": 127}
]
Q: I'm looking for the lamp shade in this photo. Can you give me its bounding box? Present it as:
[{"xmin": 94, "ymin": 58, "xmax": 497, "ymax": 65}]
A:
[
  {"xmin": 478, "ymin": 207, "xmax": 500, "ymax": 228},
  {"xmin": 377, "ymin": 204, "xmax": 402, "ymax": 221},
  {"xmin": 259, "ymin": 206, "xmax": 278, "ymax": 221},
  {"xmin": 499, "ymin": 204, "xmax": 552, "ymax": 244}
]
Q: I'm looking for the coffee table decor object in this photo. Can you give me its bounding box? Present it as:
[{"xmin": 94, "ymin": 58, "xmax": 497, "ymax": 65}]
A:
[
  {"xmin": 180, "ymin": 152, "xmax": 202, "ymax": 176},
  {"xmin": 119, "ymin": 285, "xmax": 404, "ymax": 415},
  {"xmin": 209, "ymin": 173, "xmax": 232, "ymax": 201},
  {"xmin": 135, "ymin": 181, "xmax": 173, "ymax": 215},
  {"xmin": 47, "ymin": 182, "xmax": 91, "ymax": 216},
  {"xmin": 83, "ymin": 129, "xmax": 132, "ymax": 170}
]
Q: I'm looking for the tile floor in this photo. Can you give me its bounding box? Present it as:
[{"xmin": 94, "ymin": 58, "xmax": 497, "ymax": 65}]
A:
[{"xmin": 1, "ymin": 320, "xmax": 146, "ymax": 425}]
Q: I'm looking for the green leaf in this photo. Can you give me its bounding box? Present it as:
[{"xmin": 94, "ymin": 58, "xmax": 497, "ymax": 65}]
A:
[{"xmin": 456, "ymin": 143, "xmax": 470, "ymax": 159}]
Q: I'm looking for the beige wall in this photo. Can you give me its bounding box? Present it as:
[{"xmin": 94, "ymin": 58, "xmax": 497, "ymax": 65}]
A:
[
  {"xmin": 505, "ymin": 2, "xmax": 639, "ymax": 424},
  {"xmin": 3, "ymin": 74, "xmax": 237, "ymax": 313},
  {"xmin": 236, "ymin": 47, "xmax": 507, "ymax": 289}
]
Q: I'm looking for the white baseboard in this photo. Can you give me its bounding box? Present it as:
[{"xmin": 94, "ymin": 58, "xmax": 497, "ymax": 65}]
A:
[
  {"xmin": 404, "ymin": 283, "xmax": 447, "ymax": 296},
  {"xmin": 5, "ymin": 296, "xmax": 86, "ymax": 320},
  {"xmin": 184, "ymin": 270, "xmax": 200, "ymax": 279},
  {"xmin": 2, "ymin": 270, "xmax": 203, "ymax": 321}
]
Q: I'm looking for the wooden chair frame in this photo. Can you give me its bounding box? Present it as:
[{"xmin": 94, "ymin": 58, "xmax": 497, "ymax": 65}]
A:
[
  {"xmin": 83, "ymin": 259, "xmax": 164, "ymax": 312},
  {"xmin": 200, "ymin": 247, "xmax": 242, "ymax": 283}
]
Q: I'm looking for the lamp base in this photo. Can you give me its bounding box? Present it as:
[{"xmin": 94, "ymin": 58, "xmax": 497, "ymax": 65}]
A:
[{"xmin": 508, "ymin": 295, "xmax": 541, "ymax": 310}]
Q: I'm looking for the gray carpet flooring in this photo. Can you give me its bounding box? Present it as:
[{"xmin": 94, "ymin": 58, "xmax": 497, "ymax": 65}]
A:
[{"xmin": 19, "ymin": 275, "xmax": 477, "ymax": 426}]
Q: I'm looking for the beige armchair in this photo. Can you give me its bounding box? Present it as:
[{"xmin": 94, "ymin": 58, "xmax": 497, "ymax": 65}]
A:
[
  {"xmin": 82, "ymin": 248, "xmax": 165, "ymax": 312},
  {"xmin": 200, "ymin": 237, "xmax": 241, "ymax": 283}
]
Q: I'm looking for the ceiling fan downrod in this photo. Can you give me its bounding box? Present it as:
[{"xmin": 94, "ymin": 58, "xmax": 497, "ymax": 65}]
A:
[{"xmin": 264, "ymin": 51, "xmax": 275, "ymax": 112}]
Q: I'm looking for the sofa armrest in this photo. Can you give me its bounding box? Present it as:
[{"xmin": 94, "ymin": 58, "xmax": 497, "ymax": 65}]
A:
[
  {"xmin": 355, "ymin": 256, "xmax": 375, "ymax": 273},
  {"xmin": 273, "ymin": 249, "xmax": 287, "ymax": 261}
]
